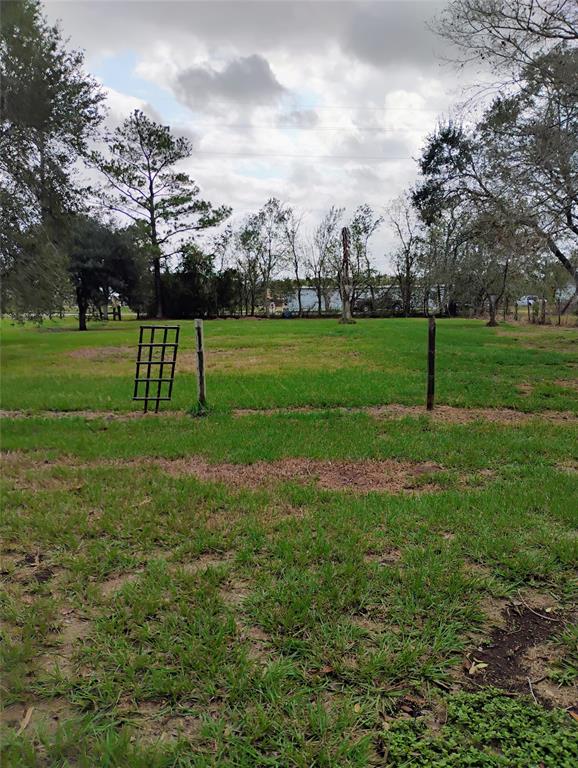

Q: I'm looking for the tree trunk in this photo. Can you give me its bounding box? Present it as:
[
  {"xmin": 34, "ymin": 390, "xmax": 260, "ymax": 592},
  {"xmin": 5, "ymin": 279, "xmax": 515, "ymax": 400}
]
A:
[
  {"xmin": 264, "ymin": 279, "xmax": 271, "ymax": 317},
  {"xmin": 316, "ymin": 284, "xmax": 322, "ymax": 316},
  {"xmin": 77, "ymin": 290, "xmax": 88, "ymax": 331},
  {"xmin": 152, "ymin": 254, "xmax": 163, "ymax": 318},
  {"xmin": 149, "ymin": 203, "xmax": 163, "ymax": 318},
  {"xmin": 339, "ymin": 227, "xmax": 355, "ymax": 324},
  {"xmin": 539, "ymin": 298, "xmax": 546, "ymax": 325},
  {"xmin": 487, "ymin": 295, "xmax": 498, "ymax": 327}
]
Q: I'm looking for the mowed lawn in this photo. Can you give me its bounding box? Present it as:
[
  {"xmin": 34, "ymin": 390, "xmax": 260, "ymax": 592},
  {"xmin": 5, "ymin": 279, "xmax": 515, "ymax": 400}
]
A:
[{"xmin": 1, "ymin": 317, "xmax": 577, "ymax": 767}]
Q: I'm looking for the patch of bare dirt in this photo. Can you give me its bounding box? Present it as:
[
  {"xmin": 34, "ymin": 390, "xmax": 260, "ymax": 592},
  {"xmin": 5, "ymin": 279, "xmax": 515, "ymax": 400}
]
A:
[
  {"xmin": 219, "ymin": 577, "xmax": 252, "ymax": 608},
  {"xmin": 237, "ymin": 622, "xmax": 271, "ymax": 662},
  {"xmin": 178, "ymin": 552, "xmax": 233, "ymax": 575},
  {"xmin": 0, "ymin": 698, "xmax": 75, "ymax": 734},
  {"xmin": 364, "ymin": 548, "xmax": 402, "ymax": 566},
  {"xmin": 555, "ymin": 378, "xmax": 578, "ymax": 391},
  {"xmin": 0, "ymin": 550, "xmax": 62, "ymax": 587},
  {"xmin": 478, "ymin": 595, "xmax": 511, "ymax": 628},
  {"xmin": 0, "ymin": 409, "xmax": 185, "ymax": 421},
  {"xmin": 40, "ymin": 610, "xmax": 92, "ymax": 675},
  {"xmin": 350, "ymin": 614, "xmax": 387, "ymax": 633},
  {"xmin": 556, "ymin": 460, "xmax": 578, "ymax": 474},
  {"xmin": 100, "ymin": 571, "xmax": 142, "ymax": 597},
  {"xmin": 118, "ymin": 701, "xmax": 202, "ymax": 744},
  {"xmin": 461, "ymin": 600, "xmax": 574, "ymax": 707}
]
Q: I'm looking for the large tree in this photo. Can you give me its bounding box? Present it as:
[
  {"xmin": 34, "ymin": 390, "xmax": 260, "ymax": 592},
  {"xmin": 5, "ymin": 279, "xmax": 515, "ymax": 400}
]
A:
[
  {"xmin": 67, "ymin": 216, "xmax": 145, "ymax": 331},
  {"xmin": 414, "ymin": 65, "xmax": 578, "ymax": 311},
  {"xmin": 0, "ymin": 0, "xmax": 104, "ymax": 317},
  {"xmin": 93, "ymin": 109, "xmax": 231, "ymax": 318}
]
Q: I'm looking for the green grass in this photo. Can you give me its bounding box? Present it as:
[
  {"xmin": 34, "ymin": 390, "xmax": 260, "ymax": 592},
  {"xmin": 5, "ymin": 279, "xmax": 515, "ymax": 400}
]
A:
[
  {"xmin": 1, "ymin": 318, "xmax": 577, "ymax": 766},
  {"xmin": 1, "ymin": 316, "xmax": 577, "ymax": 412}
]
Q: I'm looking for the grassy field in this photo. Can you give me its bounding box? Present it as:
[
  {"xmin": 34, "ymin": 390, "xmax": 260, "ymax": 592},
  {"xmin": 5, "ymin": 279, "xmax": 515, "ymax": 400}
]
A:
[{"xmin": 1, "ymin": 317, "xmax": 577, "ymax": 767}]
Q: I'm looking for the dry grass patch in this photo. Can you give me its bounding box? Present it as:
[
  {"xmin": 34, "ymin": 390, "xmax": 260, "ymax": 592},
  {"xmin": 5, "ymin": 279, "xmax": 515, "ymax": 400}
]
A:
[
  {"xmin": 233, "ymin": 403, "xmax": 578, "ymax": 423},
  {"xmin": 67, "ymin": 346, "xmax": 132, "ymax": 362},
  {"xmin": 154, "ymin": 456, "xmax": 446, "ymax": 494},
  {"xmin": 0, "ymin": 409, "xmax": 185, "ymax": 420}
]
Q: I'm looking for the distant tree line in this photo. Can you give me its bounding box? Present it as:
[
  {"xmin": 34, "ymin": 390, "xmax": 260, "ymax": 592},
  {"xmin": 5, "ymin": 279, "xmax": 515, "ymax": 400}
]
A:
[{"xmin": 1, "ymin": 0, "xmax": 576, "ymax": 329}]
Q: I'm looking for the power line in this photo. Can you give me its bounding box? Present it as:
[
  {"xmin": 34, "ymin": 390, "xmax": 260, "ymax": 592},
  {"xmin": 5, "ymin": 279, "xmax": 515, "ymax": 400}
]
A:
[
  {"xmin": 191, "ymin": 123, "xmax": 427, "ymax": 133},
  {"xmin": 192, "ymin": 150, "xmax": 414, "ymax": 161},
  {"xmin": 190, "ymin": 102, "xmax": 440, "ymax": 112}
]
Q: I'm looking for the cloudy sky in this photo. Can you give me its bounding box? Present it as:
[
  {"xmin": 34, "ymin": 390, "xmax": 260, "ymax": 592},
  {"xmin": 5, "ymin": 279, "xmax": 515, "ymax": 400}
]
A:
[{"xmin": 46, "ymin": 0, "xmax": 478, "ymax": 268}]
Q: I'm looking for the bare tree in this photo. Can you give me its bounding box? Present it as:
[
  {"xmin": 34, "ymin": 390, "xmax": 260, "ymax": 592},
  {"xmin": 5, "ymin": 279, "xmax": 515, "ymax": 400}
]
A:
[
  {"xmin": 306, "ymin": 206, "xmax": 343, "ymax": 315},
  {"xmin": 350, "ymin": 204, "xmax": 383, "ymax": 309},
  {"xmin": 339, "ymin": 227, "xmax": 355, "ymax": 324},
  {"xmin": 253, "ymin": 198, "xmax": 287, "ymax": 316},
  {"xmin": 235, "ymin": 218, "xmax": 261, "ymax": 316},
  {"xmin": 436, "ymin": 0, "xmax": 577, "ymax": 83},
  {"xmin": 387, "ymin": 196, "xmax": 423, "ymax": 316},
  {"xmin": 281, "ymin": 206, "xmax": 305, "ymax": 316}
]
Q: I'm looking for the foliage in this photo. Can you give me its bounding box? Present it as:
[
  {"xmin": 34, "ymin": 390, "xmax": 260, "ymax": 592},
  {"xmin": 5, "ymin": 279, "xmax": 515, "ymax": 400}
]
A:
[
  {"xmin": 67, "ymin": 216, "xmax": 148, "ymax": 330},
  {"xmin": 386, "ymin": 690, "xmax": 578, "ymax": 767},
  {"xmin": 92, "ymin": 109, "xmax": 231, "ymax": 317},
  {"xmin": 427, "ymin": 1, "xmax": 578, "ymax": 314},
  {"xmin": 0, "ymin": 0, "xmax": 104, "ymax": 318},
  {"xmin": 159, "ymin": 242, "xmax": 242, "ymax": 319}
]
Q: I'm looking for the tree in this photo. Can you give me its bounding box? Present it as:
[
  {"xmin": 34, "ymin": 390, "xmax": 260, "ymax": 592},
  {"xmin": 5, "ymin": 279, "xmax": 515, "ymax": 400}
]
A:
[
  {"xmin": 306, "ymin": 206, "xmax": 343, "ymax": 315},
  {"xmin": 235, "ymin": 218, "xmax": 261, "ymax": 315},
  {"xmin": 350, "ymin": 204, "xmax": 383, "ymax": 309},
  {"xmin": 93, "ymin": 109, "xmax": 231, "ymax": 318},
  {"xmin": 281, "ymin": 207, "xmax": 305, "ymax": 316},
  {"xmin": 387, "ymin": 196, "xmax": 423, "ymax": 316},
  {"xmin": 252, "ymin": 198, "xmax": 287, "ymax": 316},
  {"xmin": 415, "ymin": 94, "xmax": 577, "ymax": 310},
  {"xmin": 436, "ymin": 0, "xmax": 577, "ymax": 85},
  {"xmin": 0, "ymin": 0, "xmax": 104, "ymax": 317},
  {"xmin": 67, "ymin": 216, "xmax": 145, "ymax": 331},
  {"xmin": 339, "ymin": 227, "xmax": 355, "ymax": 324}
]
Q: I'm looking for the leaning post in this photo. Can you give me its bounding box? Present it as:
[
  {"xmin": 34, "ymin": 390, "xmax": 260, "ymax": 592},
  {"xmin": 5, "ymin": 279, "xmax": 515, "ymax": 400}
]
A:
[
  {"xmin": 194, "ymin": 319, "xmax": 207, "ymax": 411},
  {"xmin": 426, "ymin": 316, "xmax": 436, "ymax": 411}
]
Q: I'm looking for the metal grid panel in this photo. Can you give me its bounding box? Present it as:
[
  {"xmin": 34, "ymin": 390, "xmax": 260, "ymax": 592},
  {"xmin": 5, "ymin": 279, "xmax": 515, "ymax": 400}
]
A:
[{"xmin": 133, "ymin": 325, "xmax": 180, "ymax": 412}]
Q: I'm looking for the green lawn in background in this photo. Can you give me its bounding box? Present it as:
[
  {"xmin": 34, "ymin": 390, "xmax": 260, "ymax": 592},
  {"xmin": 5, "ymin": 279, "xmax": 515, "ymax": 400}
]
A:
[
  {"xmin": 1, "ymin": 317, "xmax": 577, "ymax": 766},
  {"xmin": 1, "ymin": 316, "xmax": 577, "ymax": 412}
]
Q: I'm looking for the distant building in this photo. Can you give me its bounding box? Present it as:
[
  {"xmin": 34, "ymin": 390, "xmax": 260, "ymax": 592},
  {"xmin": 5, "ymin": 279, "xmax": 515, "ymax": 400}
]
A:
[{"xmin": 285, "ymin": 287, "xmax": 341, "ymax": 314}]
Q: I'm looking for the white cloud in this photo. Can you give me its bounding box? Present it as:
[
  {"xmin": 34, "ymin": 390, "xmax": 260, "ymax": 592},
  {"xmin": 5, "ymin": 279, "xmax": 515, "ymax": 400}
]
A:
[{"xmin": 45, "ymin": 0, "xmax": 482, "ymax": 268}]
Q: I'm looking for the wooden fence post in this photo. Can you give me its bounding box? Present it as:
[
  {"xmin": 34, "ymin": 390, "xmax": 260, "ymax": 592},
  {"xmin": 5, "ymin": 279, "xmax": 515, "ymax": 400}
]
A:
[
  {"xmin": 426, "ymin": 316, "xmax": 436, "ymax": 411},
  {"xmin": 194, "ymin": 319, "xmax": 207, "ymax": 410}
]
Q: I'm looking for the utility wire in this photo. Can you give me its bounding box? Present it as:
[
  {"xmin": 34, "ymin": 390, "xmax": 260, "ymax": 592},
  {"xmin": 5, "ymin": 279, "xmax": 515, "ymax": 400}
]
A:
[
  {"xmin": 191, "ymin": 150, "xmax": 414, "ymax": 160},
  {"xmin": 190, "ymin": 124, "xmax": 426, "ymax": 132}
]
